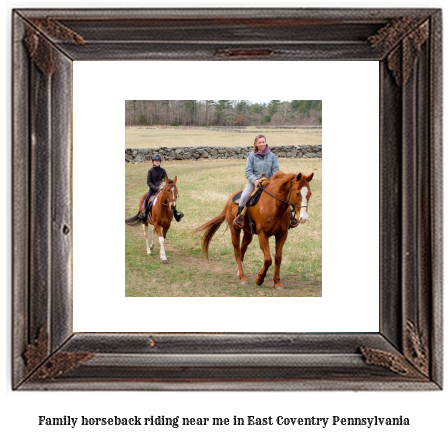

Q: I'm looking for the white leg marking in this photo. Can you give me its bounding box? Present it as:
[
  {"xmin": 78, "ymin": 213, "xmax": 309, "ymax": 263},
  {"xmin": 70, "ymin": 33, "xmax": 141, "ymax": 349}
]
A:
[
  {"xmin": 143, "ymin": 225, "xmax": 151, "ymax": 255},
  {"xmin": 299, "ymin": 186, "xmax": 309, "ymax": 222},
  {"xmin": 159, "ymin": 236, "xmax": 167, "ymax": 261},
  {"xmin": 150, "ymin": 227, "xmax": 155, "ymax": 250}
]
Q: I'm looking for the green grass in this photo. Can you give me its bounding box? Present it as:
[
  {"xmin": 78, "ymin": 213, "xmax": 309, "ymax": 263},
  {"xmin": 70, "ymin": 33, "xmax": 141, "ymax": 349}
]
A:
[
  {"xmin": 125, "ymin": 158, "xmax": 322, "ymax": 297},
  {"xmin": 125, "ymin": 126, "xmax": 322, "ymax": 148}
]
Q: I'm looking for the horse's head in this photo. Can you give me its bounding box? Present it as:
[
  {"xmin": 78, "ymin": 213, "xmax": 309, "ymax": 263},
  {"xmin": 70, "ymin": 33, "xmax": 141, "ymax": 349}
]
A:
[
  {"xmin": 292, "ymin": 172, "xmax": 314, "ymax": 223},
  {"xmin": 163, "ymin": 176, "xmax": 178, "ymax": 211}
]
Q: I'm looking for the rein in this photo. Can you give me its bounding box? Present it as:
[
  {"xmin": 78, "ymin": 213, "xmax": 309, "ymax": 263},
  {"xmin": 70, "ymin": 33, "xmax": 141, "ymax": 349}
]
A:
[{"xmin": 259, "ymin": 181, "xmax": 307, "ymax": 210}]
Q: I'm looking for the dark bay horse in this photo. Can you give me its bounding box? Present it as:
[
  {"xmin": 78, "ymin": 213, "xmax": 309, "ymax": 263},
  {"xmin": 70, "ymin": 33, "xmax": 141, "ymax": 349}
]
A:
[
  {"xmin": 193, "ymin": 171, "xmax": 314, "ymax": 289},
  {"xmin": 125, "ymin": 176, "xmax": 178, "ymax": 263}
]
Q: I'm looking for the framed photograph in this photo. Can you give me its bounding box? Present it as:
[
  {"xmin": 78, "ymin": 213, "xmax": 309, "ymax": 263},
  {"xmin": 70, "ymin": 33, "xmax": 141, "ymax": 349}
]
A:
[{"xmin": 12, "ymin": 8, "xmax": 442, "ymax": 390}]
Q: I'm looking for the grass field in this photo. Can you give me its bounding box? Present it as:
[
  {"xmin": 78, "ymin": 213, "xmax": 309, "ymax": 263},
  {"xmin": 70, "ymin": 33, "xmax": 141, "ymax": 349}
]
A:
[
  {"xmin": 125, "ymin": 158, "xmax": 322, "ymax": 297},
  {"xmin": 125, "ymin": 126, "xmax": 322, "ymax": 149}
]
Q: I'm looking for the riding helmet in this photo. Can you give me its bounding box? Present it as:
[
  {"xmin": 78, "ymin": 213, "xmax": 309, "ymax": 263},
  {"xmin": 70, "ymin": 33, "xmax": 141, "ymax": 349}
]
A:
[{"xmin": 151, "ymin": 154, "xmax": 162, "ymax": 162}]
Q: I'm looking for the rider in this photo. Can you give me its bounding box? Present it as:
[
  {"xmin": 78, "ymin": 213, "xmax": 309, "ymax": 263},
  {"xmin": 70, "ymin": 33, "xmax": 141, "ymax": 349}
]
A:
[
  {"xmin": 233, "ymin": 134, "xmax": 299, "ymax": 229},
  {"xmin": 138, "ymin": 154, "xmax": 184, "ymax": 222},
  {"xmin": 233, "ymin": 134, "xmax": 279, "ymax": 228}
]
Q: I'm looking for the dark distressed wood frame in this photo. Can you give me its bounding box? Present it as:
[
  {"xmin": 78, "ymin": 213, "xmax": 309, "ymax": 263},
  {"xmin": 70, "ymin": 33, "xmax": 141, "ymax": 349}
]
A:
[{"xmin": 12, "ymin": 8, "xmax": 442, "ymax": 390}]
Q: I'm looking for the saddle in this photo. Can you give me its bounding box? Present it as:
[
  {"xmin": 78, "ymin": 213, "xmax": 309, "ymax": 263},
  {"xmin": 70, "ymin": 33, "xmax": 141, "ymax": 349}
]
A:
[
  {"xmin": 233, "ymin": 191, "xmax": 258, "ymax": 234},
  {"xmin": 232, "ymin": 190, "xmax": 261, "ymax": 208},
  {"xmin": 232, "ymin": 178, "xmax": 269, "ymax": 235},
  {"xmin": 232, "ymin": 178, "xmax": 269, "ymax": 207}
]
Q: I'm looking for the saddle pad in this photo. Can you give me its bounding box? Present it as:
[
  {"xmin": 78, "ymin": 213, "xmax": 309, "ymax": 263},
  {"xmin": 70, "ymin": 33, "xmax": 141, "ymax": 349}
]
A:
[
  {"xmin": 146, "ymin": 194, "xmax": 157, "ymax": 225},
  {"xmin": 143, "ymin": 193, "xmax": 157, "ymax": 211},
  {"xmin": 232, "ymin": 191, "xmax": 243, "ymax": 205},
  {"xmin": 149, "ymin": 194, "xmax": 158, "ymax": 209}
]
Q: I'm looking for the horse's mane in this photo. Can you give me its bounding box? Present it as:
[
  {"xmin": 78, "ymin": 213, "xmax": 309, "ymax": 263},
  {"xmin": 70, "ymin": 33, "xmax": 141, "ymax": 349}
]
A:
[
  {"xmin": 271, "ymin": 170, "xmax": 285, "ymax": 180},
  {"xmin": 270, "ymin": 171, "xmax": 296, "ymax": 185},
  {"xmin": 157, "ymin": 179, "xmax": 174, "ymax": 190}
]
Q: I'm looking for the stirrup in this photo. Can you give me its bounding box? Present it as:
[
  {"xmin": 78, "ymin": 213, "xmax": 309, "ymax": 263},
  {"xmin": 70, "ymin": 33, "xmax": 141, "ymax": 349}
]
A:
[{"xmin": 233, "ymin": 214, "xmax": 245, "ymax": 229}]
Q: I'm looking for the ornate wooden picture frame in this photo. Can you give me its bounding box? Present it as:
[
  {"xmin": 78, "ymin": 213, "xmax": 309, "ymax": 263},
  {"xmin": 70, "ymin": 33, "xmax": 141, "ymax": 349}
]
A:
[{"xmin": 12, "ymin": 8, "xmax": 442, "ymax": 390}]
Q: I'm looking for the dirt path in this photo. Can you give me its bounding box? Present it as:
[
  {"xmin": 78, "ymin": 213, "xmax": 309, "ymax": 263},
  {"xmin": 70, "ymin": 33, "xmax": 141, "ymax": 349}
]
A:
[{"xmin": 126, "ymin": 231, "xmax": 322, "ymax": 297}]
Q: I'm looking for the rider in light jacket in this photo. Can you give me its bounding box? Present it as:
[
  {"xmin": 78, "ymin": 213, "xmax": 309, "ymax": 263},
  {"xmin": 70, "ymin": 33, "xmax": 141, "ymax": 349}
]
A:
[
  {"xmin": 233, "ymin": 135, "xmax": 279, "ymax": 228},
  {"xmin": 233, "ymin": 134, "xmax": 299, "ymax": 229}
]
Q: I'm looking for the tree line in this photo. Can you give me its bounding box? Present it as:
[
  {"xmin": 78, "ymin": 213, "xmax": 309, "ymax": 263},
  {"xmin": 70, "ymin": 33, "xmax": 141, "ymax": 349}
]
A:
[{"xmin": 125, "ymin": 100, "xmax": 322, "ymax": 126}]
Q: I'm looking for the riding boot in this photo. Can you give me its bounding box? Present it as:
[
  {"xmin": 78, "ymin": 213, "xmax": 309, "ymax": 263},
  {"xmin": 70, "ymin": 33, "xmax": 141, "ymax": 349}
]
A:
[
  {"xmin": 138, "ymin": 209, "xmax": 147, "ymax": 222},
  {"xmin": 233, "ymin": 206, "xmax": 245, "ymax": 229},
  {"xmin": 173, "ymin": 208, "xmax": 184, "ymax": 222},
  {"xmin": 137, "ymin": 210, "xmax": 146, "ymax": 221}
]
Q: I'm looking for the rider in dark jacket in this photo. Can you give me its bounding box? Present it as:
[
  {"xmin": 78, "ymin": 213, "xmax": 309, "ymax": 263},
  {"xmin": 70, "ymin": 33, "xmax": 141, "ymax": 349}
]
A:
[
  {"xmin": 138, "ymin": 154, "xmax": 184, "ymax": 222},
  {"xmin": 147, "ymin": 162, "xmax": 168, "ymax": 196}
]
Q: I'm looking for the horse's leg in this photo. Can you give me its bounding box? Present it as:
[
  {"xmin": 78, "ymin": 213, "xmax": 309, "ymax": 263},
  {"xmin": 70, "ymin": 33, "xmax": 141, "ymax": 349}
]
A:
[
  {"xmin": 255, "ymin": 231, "xmax": 273, "ymax": 286},
  {"xmin": 237, "ymin": 230, "xmax": 253, "ymax": 276},
  {"xmin": 150, "ymin": 226, "xmax": 155, "ymax": 250},
  {"xmin": 143, "ymin": 224, "xmax": 152, "ymax": 255},
  {"xmin": 273, "ymin": 231, "xmax": 288, "ymax": 290},
  {"xmin": 230, "ymin": 227, "xmax": 248, "ymax": 285},
  {"xmin": 153, "ymin": 222, "xmax": 168, "ymax": 263},
  {"xmin": 241, "ymin": 230, "xmax": 253, "ymax": 261},
  {"xmin": 163, "ymin": 221, "xmax": 170, "ymax": 239}
]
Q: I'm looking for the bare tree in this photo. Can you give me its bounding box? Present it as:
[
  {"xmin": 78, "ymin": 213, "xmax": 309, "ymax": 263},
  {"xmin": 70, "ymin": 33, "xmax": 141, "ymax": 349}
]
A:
[
  {"xmin": 277, "ymin": 101, "xmax": 294, "ymax": 124},
  {"xmin": 125, "ymin": 100, "xmax": 322, "ymax": 126}
]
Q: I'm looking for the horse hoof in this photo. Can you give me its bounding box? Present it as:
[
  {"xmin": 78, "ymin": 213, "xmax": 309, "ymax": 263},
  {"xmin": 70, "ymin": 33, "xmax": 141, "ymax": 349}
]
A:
[
  {"xmin": 275, "ymin": 286, "xmax": 285, "ymax": 291},
  {"xmin": 255, "ymin": 279, "xmax": 263, "ymax": 286},
  {"xmin": 240, "ymin": 280, "xmax": 248, "ymax": 285},
  {"xmin": 162, "ymin": 259, "xmax": 168, "ymax": 264}
]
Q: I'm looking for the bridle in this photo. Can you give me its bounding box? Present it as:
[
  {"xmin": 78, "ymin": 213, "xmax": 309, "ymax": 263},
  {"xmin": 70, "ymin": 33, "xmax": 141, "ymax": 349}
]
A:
[
  {"xmin": 259, "ymin": 180, "xmax": 308, "ymax": 211},
  {"xmin": 159, "ymin": 183, "xmax": 178, "ymax": 206}
]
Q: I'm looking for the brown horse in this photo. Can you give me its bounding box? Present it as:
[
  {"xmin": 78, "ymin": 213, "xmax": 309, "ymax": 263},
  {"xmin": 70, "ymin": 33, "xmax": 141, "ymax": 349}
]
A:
[
  {"xmin": 193, "ymin": 171, "xmax": 314, "ymax": 289},
  {"xmin": 125, "ymin": 176, "xmax": 178, "ymax": 263}
]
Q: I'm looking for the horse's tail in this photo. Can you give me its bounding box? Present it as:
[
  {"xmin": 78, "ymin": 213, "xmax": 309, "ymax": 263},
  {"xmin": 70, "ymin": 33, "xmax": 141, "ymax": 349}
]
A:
[
  {"xmin": 192, "ymin": 209, "xmax": 227, "ymax": 260},
  {"xmin": 125, "ymin": 212, "xmax": 145, "ymax": 227}
]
